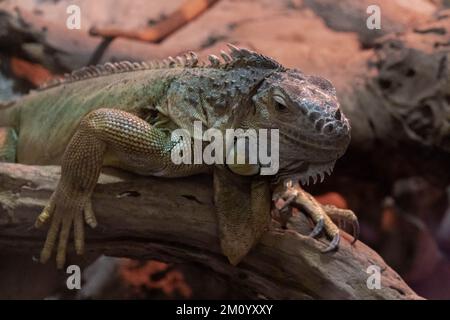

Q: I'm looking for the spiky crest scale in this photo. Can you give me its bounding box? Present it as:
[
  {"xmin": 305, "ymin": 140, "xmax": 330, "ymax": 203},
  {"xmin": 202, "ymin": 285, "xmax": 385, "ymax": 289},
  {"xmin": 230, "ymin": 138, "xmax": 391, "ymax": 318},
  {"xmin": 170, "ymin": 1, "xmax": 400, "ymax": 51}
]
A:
[{"xmin": 38, "ymin": 44, "xmax": 284, "ymax": 91}]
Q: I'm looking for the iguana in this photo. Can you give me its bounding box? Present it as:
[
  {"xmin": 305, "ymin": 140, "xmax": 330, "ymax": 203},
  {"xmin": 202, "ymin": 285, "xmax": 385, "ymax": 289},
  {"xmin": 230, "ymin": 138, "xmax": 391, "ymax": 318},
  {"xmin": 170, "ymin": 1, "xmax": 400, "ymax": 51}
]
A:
[{"xmin": 0, "ymin": 44, "xmax": 357, "ymax": 268}]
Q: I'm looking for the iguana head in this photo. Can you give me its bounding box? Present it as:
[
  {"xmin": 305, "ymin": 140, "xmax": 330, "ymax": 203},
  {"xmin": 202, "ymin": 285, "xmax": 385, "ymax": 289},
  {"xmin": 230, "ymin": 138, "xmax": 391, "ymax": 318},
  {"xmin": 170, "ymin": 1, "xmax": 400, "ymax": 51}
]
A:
[
  {"xmin": 172, "ymin": 44, "xmax": 350, "ymax": 185},
  {"xmin": 250, "ymin": 69, "xmax": 351, "ymax": 185}
]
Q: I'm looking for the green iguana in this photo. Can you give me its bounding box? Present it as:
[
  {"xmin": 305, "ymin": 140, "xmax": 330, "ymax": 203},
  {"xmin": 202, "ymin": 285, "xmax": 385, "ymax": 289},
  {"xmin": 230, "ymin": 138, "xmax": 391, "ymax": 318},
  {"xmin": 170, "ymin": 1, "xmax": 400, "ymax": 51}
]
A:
[{"xmin": 0, "ymin": 44, "xmax": 357, "ymax": 268}]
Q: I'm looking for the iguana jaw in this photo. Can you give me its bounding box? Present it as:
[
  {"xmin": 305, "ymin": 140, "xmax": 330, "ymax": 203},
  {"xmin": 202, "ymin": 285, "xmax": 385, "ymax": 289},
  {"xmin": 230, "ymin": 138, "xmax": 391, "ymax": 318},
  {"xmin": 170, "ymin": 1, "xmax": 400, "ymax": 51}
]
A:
[
  {"xmin": 296, "ymin": 161, "xmax": 335, "ymax": 186},
  {"xmin": 277, "ymin": 160, "xmax": 336, "ymax": 186}
]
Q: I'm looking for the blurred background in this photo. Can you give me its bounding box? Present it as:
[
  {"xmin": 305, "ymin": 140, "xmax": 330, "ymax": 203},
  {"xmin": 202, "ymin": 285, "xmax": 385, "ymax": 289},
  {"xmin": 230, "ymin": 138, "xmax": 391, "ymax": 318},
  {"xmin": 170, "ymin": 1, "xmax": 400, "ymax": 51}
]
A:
[{"xmin": 0, "ymin": 0, "xmax": 449, "ymax": 299}]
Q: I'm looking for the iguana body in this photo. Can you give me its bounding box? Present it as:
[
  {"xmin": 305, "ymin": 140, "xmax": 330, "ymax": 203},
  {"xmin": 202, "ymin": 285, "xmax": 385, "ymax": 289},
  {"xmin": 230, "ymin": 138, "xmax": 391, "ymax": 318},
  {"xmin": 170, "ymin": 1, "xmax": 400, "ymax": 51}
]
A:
[{"xmin": 0, "ymin": 44, "xmax": 354, "ymax": 268}]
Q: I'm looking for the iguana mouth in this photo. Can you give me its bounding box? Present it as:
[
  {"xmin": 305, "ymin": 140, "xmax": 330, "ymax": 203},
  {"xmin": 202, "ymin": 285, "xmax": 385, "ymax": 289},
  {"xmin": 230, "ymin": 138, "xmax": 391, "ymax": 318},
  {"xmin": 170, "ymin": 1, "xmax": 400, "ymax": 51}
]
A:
[{"xmin": 280, "ymin": 130, "xmax": 349, "ymax": 151}]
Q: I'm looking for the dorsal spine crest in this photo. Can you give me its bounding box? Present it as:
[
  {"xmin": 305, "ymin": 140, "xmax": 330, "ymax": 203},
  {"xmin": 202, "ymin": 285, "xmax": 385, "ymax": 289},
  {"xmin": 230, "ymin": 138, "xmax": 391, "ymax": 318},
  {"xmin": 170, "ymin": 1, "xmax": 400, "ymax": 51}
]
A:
[{"xmin": 38, "ymin": 43, "xmax": 285, "ymax": 91}]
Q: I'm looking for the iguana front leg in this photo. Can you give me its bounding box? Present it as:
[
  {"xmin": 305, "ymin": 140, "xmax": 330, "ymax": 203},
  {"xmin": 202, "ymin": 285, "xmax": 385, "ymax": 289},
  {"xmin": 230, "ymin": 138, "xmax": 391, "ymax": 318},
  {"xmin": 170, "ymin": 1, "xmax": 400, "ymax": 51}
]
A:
[
  {"xmin": 35, "ymin": 108, "xmax": 181, "ymax": 268},
  {"xmin": 214, "ymin": 167, "xmax": 271, "ymax": 265},
  {"xmin": 272, "ymin": 182, "xmax": 359, "ymax": 251}
]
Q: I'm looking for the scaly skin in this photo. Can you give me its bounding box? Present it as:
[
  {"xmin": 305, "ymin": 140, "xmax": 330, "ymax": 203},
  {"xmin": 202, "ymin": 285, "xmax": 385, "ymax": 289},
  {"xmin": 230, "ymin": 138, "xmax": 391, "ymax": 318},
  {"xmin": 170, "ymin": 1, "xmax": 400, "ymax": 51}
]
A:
[{"xmin": 0, "ymin": 44, "xmax": 356, "ymax": 268}]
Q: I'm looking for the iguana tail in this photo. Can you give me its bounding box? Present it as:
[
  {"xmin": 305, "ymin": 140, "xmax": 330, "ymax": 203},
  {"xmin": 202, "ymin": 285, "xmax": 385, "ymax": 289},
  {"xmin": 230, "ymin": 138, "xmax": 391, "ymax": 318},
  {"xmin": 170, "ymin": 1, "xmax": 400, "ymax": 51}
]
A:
[{"xmin": 0, "ymin": 100, "xmax": 19, "ymax": 128}]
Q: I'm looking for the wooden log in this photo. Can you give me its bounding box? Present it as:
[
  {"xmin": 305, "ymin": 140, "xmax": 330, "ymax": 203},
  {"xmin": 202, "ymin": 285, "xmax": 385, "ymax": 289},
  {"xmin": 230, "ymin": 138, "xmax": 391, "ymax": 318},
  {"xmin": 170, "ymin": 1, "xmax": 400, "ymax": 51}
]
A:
[{"xmin": 0, "ymin": 163, "xmax": 422, "ymax": 299}]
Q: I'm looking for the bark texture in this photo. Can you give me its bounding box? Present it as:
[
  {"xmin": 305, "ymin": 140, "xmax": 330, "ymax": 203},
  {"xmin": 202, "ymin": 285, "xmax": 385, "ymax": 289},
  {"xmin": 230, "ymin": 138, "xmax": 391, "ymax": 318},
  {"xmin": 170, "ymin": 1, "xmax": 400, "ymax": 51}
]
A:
[{"xmin": 0, "ymin": 163, "xmax": 421, "ymax": 299}]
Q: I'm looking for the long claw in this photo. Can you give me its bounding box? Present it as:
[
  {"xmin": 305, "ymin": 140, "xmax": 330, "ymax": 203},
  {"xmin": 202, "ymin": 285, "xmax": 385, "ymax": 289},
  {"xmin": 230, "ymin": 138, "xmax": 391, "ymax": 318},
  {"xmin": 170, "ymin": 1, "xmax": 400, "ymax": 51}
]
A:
[
  {"xmin": 322, "ymin": 233, "xmax": 340, "ymax": 253},
  {"xmin": 84, "ymin": 200, "xmax": 97, "ymax": 228},
  {"xmin": 322, "ymin": 205, "xmax": 359, "ymax": 246},
  {"xmin": 351, "ymin": 220, "xmax": 360, "ymax": 245},
  {"xmin": 35, "ymin": 209, "xmax": 51, "ymax": 228},
  {"xmin": 35, "ymin": 194, "xmax": 56, "ymax": 228},
  {"xmin": 308, "ymin": 218, "xmax": 324, "ymax": 238}
]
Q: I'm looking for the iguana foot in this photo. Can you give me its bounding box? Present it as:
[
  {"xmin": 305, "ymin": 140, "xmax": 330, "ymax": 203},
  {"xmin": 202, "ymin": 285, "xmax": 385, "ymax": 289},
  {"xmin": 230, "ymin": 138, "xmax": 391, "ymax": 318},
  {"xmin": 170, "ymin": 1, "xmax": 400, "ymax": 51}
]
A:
[
  {"xmin": 35, "ymin": 190, "xmax": 97, "ymax": 269},
  {"xmin": 35, "ymin": 108, "xmax": 187, "ymax": 268},
  {"xmin": 273, "ymin": 181, "xmax": 359, "ymax": 252}
]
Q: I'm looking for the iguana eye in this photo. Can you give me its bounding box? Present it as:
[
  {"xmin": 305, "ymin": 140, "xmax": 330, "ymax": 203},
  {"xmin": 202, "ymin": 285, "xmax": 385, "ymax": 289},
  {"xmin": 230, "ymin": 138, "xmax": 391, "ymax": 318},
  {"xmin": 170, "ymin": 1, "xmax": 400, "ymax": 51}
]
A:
[
  {"xmin": 273, "ymin": 95, "xmax": 287, "ymax": 112},
  {"xmin": 275, "ymin": 101, "xmax": 287, "ymax": 112}
]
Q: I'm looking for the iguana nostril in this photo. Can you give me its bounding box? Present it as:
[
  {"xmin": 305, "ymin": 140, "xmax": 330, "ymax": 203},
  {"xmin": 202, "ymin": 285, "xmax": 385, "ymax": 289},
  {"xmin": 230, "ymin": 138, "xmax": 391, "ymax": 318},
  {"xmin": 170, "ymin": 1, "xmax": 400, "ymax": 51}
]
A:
[
  {"xmin": 309, "ymin": 111, "xmax": 320, "ymax": 121},
  {"xmin": 315, "ymin": 119, "xmax": 324, "ymax": 131},
  {"xmin": 324, "ymin": 123, "xmax": 334, "ymax": 134},
  {"xmin": 342, "ymin": 124, "xmax": 349, "ymax": 134},
  {"xmin": 334, "ymin": 109, "xmax": 341, "ymax": 120}
]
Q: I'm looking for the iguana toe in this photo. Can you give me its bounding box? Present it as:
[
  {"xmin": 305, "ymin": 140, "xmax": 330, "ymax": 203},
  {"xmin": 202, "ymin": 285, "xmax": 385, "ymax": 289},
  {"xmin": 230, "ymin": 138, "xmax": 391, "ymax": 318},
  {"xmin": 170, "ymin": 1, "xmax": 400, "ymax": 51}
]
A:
[
  {"xmin": 40, "ymin": 212, "xmax": 62, "ymax": 264},
  {"xmin": 35, "ymin": 194, "xmax": 56, "ymax": 228},
  {"xmin": 308, "ymin": 217, "xmax": 324, "ymax": 238},
  {"xmin": 322, "ymin": 233, "xmax": 340, "ymax": 253},
  {"xmin": 83, "ymin": 199, "xmax": 98, "ymax": 228},
  {"xmin": 322, "ymin": 205, "xmax": 360, "ymax": 244}
]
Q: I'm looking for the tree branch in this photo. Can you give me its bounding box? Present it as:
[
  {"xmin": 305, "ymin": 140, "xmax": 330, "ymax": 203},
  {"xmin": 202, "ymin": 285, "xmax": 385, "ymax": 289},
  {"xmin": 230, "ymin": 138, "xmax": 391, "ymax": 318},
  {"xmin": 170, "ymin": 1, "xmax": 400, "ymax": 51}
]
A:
[{"xmin": 0, "ymin": 163, "xmax": 421, "ymax": 299}]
